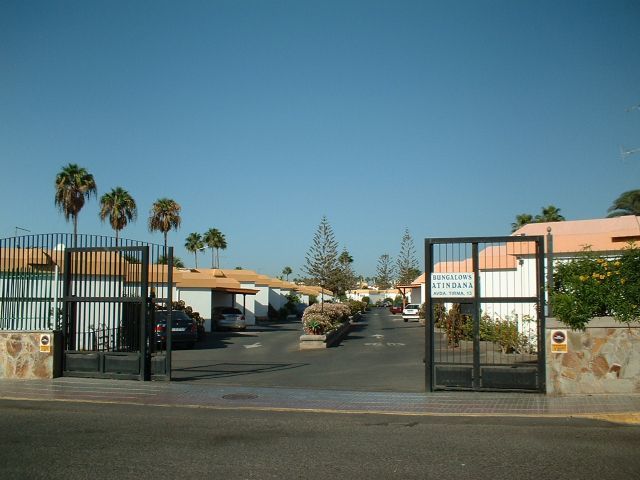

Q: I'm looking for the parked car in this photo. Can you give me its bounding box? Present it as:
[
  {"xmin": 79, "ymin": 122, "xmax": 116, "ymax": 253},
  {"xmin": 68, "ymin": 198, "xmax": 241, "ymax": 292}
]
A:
[
  {"xmin": 212, "ymin": 306, "xmax": 246, "ymax": 331},
  {"xmin": 402, "ymin": 304, "xmax": 420, "ymax": 322},
  {"xmin": 154, "ymin": 310, "xmax": 198, "ymax": 348},
  {"xmin": 389, "ymin": 305, "xmax": 403, "ymax": 314}
]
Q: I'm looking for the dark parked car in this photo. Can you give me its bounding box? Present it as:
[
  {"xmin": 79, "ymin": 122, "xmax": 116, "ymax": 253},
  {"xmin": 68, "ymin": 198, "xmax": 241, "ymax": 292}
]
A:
[{"xmin": 154, "ymin": 310, "xmax": 198, "ymax": 348}]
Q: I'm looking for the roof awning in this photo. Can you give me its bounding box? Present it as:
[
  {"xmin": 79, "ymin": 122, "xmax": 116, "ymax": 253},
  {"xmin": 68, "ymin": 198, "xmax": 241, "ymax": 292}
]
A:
[{"xmin": 213, "ymin": 287, "xmax": 259, "ymax": 295}]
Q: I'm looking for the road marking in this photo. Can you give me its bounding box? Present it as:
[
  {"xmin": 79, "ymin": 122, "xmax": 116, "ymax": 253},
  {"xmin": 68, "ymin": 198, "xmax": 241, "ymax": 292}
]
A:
[
  {"xmin": 243, "ymin": 342, "xmax": 262, "ymax": 349},
  {"xmin": 386, "ymin": 343, "xmax": 405, "ymax": 347},
  {"xmin": 364, "ymin": 342, "xmax": 405, "ymax": 347},
  {"xmin": 372, "ymin": 334, "xmax": 384, "ymax": 339},
  {"xmin": 364, "ymin": 343, "xmax": 384, "ymax": 347}
]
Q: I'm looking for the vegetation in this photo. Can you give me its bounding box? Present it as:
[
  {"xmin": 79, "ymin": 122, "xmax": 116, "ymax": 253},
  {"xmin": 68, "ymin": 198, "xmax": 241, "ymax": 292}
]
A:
[
  {"xmin": 333, "ymin": 249, "xmax": 358, "ymax": 298},
  {"xmin": 203, "ymin": 228, "xmax": 227, "ymax": 269},
  {"xmin": 511, "ymin": 205, "xmax": 565, "ymax": 232},
  {"xmin": 607, "ymin": 189, "xmax": 640, "ymax": 217},
  {"xmin": 54, "ymin": 163, "xmax": 97, "ymax": 242},
  {"xmin": 550, "ymin": 244, "xmax": 640, "ymax": 329},
  {"xmin": 282, "ymin": 266, "xmax": 293, "ymax": 281},
  {"xmin": 148, "ymin": 198, "xmax": 181, "ymax": 252},
  {"xmin": 279, "ymin": 292, "xmax": 301, "ymax": 319},
  {"xmin": 157, "ymin": 255, "xmax": 185, "ymax": 268},
  {"xmin": 302, "ymin": 303, "xmax": 351, "ymax": 335},
  {"xmin": 184, "ymin": 232, "xmax": 204, "ymax": 268},
  {"xmin": 345, "ymin": 299, "xmax": 367, "ymax": 316},
  {"xmin": 98, "ymin": 187, "xmax": 137, "ymax": 244},
  {"xmin": 435, "ymin": 303, "xmax": 533, "ymax": 354},
  {"xmin": 376, "ymin": 254, "xmax": 395, "ymax": 289},
  {"xmin": 396, "ymin": 228, "xmax": 420, "ymax": 285},
  {"xmin": 303, "ymin": 216, "xmax": 339, "ymax": 294}
]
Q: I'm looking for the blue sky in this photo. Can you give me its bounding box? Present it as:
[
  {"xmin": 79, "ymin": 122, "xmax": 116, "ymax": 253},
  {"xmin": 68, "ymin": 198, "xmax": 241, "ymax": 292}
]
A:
[{"xmin": 1, "ymin": 0, "xmax": 639, "ymax": 278}]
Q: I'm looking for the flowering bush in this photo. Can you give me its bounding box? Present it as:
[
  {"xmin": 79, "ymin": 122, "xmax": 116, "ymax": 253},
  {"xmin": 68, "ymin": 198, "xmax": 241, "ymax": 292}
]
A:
[
  {"xmin": 550, "ymin": 244, "xmax": 640, "ymax": 330},
  {"xmin": 302, "ymin": 303, "xmax": 351, "ymax": 335}
]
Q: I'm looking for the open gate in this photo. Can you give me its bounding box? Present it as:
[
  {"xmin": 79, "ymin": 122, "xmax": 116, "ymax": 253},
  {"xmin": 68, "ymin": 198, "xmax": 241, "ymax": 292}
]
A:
[
  {"xmin": 425, "ymin": 236, "xmax": 545, "ymax": 392},
  {"xmin": 61, "ymin": 242, "xmax": 173, "ymax": 381}
]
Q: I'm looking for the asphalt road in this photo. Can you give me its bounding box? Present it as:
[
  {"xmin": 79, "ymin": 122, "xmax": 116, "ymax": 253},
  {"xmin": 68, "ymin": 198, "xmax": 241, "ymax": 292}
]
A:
[
  {"xmin": 171, "ymin": 308, "xmax": 427, "ymax": 391},
  {"xmin": 1, "ymin": 399, "xmax": 638, "ymax": 480}
]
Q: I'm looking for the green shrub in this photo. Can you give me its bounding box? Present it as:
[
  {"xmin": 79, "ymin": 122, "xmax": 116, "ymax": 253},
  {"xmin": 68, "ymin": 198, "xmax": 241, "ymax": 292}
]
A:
[
  {"xmin": 550, "ymin": 244, "xmax": 640, "ymax": 329},
  {"xmin": 443, "ymin": 304, "xmax": 468, "ymax": 347},
  {"xmin": 346, "ymin": 299, "xmax": 366, "ymax": 316}
]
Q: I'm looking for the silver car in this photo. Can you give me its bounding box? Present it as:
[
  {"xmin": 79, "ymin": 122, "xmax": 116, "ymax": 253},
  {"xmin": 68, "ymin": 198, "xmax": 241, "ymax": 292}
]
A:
[
  {"xmin": 212, "ymin": 306, "xmax": 246, "ymax": 331},
  {"xmin": 402, "ymin": 304, "xmax": 420, "ymax": 322}
]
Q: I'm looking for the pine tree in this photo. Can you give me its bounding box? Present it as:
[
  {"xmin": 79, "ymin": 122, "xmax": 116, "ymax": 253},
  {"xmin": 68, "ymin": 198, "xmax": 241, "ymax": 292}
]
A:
[
  {"xmin": 333, "ymin": 249, "xmax": 357, "ymax": 297},
  {"xmin": 303, "ymin": 216, "xmax": 339, "ymax": 292},
  {"xmin": 397, "ymin": 228, "xmax": 420, "ymax": 285},
  {"xmin": 376, "ymin": 254, "xmax": 395, "ymax": 289}
]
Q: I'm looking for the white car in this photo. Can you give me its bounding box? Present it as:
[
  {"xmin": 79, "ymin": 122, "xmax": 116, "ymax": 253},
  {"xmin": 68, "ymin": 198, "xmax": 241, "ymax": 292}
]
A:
[
  {"xmin": 402, "ymin": 304, "xmax": 420, "ymax": 322},
  {"xmin": 212, "ymin": 306, "xmax": 247, "ymax": 331}
]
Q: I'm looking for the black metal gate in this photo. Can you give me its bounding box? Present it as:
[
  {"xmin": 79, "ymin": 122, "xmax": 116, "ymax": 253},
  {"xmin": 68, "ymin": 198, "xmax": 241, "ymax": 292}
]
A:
[
  {"xmin": 61, "ymin": 242, "xmax": 173, "ymax": 381},
  {"xmin": 425, "ymin": 236, "xmax": 545, "ymax": 392}
]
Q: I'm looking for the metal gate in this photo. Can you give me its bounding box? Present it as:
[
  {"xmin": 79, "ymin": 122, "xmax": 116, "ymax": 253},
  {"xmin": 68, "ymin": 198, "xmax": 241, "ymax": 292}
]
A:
[
  {"xmin": 425, "ymin": 236, "xmax": 545, "ymax": 392},
  {"xmin": 62, "ymin": 243, "xmax": 173, "ymax": 380}
]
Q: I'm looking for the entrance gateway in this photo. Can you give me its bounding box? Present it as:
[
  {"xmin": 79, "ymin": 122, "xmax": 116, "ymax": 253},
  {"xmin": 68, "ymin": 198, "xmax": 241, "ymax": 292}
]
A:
[
  {"xmin": 0, "ymin": 233, "xmax": 173, "ymax": 381},
  {"xmin": 425, "ymin": 236, "xmax": 545, "ymax": 392},
  {"xmin": 62, "ymin": 243, "xmax": 173, "ymax": 380}
]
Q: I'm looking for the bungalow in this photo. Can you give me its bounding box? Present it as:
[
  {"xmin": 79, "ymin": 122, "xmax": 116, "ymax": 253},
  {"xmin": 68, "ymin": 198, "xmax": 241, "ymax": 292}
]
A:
[{"xmin": 414, "ymin": 215, "xmax": 640, "ymax": 321}]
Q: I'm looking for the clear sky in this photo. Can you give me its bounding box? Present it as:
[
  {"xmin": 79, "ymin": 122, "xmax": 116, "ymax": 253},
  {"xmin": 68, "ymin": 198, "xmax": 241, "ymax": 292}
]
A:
[{"xmin": 1, "ymin": 0, "xmax": 639, "ymax": 279}]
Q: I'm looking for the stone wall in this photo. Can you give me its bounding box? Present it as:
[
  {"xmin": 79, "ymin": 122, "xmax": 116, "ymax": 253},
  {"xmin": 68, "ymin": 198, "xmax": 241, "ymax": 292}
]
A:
[
  {"xmin": 0, "ymin": 331, "xmax": 61, "ymax": 379},
  {"xmin": 546, "ymin": 318, "xmax": 640, "ymax": 395}
]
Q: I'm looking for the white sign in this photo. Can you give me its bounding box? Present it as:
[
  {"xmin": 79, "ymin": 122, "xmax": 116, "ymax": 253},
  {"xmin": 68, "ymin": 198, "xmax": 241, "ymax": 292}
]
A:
[{"xmin": 431, "ymin": 273, "xmax": 474, "ymax": 298}]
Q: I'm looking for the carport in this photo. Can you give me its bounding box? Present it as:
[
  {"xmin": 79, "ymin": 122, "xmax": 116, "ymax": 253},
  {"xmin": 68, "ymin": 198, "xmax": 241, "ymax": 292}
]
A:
[{"xmin": 174, "ymin": 270, "xmax": 258, "ymax": 331}]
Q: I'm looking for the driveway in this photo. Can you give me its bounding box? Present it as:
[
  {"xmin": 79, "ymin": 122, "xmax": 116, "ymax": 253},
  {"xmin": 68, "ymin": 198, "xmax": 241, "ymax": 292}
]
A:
[{"xmin": 171, "ymin": 308, "xmax": 426, "ymax": 392}]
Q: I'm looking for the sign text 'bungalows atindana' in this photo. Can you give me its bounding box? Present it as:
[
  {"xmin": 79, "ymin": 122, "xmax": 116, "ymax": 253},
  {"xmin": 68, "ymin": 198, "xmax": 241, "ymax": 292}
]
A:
[{"xmin": 430, "ymin": 273, "xmax": 474, "ymax": 298}]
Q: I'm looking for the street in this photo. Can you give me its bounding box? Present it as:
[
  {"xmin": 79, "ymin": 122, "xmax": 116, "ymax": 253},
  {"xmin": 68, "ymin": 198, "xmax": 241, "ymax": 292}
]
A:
[
  {"xmin": 1, "ymin": 399, "xmax": 638, "ymax": 479},
  {"xmin": 172, "ymin": 308, "xmax": 427, "ymax": 392}
]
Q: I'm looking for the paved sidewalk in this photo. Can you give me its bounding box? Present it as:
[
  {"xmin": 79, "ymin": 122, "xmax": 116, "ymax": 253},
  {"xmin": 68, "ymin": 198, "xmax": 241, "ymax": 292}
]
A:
[{"xmin": 2, "ymin": 377, "xmax": 640, "ymax": 424}]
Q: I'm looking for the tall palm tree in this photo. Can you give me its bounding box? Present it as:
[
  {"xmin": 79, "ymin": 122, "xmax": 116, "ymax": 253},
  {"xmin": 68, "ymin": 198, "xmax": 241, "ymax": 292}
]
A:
[
  {"xmin": 511, "ymin": 213, "xmax": 534, "ymax": 233},
  {"xmin": 54, "ymin": 163, "xmax": 97, "ymax": 244},
  {"xmin": 282, "ymin": 266, "xmax": 293, "ymax": 281},
  {"xmin": 535, "ymin": 205, "xmax": 565, "ymax": 223},
  {"xmin": 185, "ymin": 232, "xmax": 204, "ymax": 268},
  {"xmin": 203, "ymin": 228, "xmax": 227, "ymax": 268},
  {"xmin": 607, "ymin": 189, "xmax": 640, "ymax": 217},
  {"xmin": 98, "ymin": 187, "xmax": 137, "ymax": 245},
  {"xmin": 148, "ymin": 198, "xmax": 181, "ymax": 253}
]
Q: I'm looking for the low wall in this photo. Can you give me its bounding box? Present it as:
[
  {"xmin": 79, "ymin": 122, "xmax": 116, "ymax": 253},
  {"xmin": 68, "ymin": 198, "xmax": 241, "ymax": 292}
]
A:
[
  {"xmin": 546, "ymin": 318, "xmax": 640, "ymax": 395},
  {"xmin": 0, "ymin": 331, "xmax": 62, "ymax": 379}
]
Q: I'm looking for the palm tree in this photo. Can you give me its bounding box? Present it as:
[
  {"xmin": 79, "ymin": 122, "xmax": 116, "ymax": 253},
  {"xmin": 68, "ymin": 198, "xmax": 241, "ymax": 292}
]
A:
[
  {"xmin": 203, "ymin": 228, "xmax": 227, "ymax": 268},
  {"xmin": 282, "ymin": 266, "xmax": 292, "ymax": 281},
  {"xmin": 607, "ymin": 189, "xmax": 640, "ymax": 217},
  {"xmin": 158, "ymin": 255, "xmax": 184, "ymax": 268},
  {"xmin": 511, "ymin": 213, "xmax": 534, "ymax": 233},
  {"xmin": 185, "ymin": 232, "xmax": 204, "ymax": 268},
  {"xmin": 535, "ymin": 205, "xmax": 565, "ymax": 223},
  {"xmin": 148, "ymin": 198, "xmax": 181, "ymax": 253},
  {"xmin": 54, "ymin": 163, "xmax": 97, "ymax": 244},
  {"xmin": 98, "ymin": 187, "xmax": 137, "ymax": 245}
]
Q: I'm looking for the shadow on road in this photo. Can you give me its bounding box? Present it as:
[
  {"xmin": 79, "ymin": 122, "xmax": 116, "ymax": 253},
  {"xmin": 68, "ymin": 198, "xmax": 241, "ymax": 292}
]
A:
[{"xmin": 172, "ymin": 361, "xmax": 309, "ymax": 381}]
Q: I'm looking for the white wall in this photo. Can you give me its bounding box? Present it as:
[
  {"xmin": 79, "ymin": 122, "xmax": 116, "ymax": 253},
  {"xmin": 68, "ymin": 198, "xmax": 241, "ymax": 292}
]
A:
[
  {"xmin": 269, "ymin": 287, "xmax": 282, "ymax": 311},
  {"xmin": 234, "ymin": 282, "xmax": 256, "ymax": 325},
  {"xmin": 254, "ymin": 285, "xmax": 270, "ymax": 319},
  {"xmin": 177, "ymin": 288, "xmax": 213, "ymax": 331}
]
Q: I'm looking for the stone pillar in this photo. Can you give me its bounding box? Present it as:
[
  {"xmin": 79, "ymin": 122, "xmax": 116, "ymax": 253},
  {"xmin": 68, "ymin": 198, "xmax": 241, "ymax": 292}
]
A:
[
  {"xmin": 546, "ymin": 318, "xmax": 640, "ymax": 395},
  {"xmin": 0, "ymin": 331, "xmax": 62, "ymax": 379}
]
